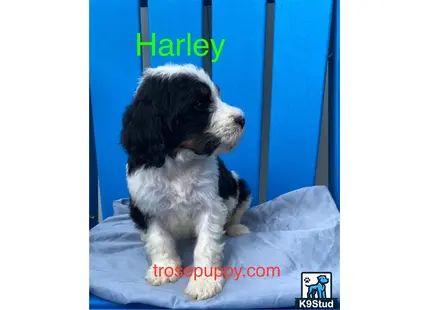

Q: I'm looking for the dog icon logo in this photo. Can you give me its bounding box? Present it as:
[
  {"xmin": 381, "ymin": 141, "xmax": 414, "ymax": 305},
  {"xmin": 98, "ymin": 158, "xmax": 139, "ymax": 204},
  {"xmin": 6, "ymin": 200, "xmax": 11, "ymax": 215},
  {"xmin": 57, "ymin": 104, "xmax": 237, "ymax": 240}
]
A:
[
  {"xmin": 295, "ymin": 272, "xmax": 339, "ymax": 309},
  {"xmin": 305, "ymin": 274, "xmax": 329, "ymax": 298}
]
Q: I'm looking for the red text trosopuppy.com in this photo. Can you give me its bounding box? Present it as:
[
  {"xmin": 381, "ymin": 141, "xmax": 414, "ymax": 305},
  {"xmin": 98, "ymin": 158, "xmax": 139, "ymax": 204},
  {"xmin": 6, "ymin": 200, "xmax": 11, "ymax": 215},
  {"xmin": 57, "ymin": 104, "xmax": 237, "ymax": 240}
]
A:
[{"xmin": 153, "ymin": 265, "xmax": 281, "ymax": 280}]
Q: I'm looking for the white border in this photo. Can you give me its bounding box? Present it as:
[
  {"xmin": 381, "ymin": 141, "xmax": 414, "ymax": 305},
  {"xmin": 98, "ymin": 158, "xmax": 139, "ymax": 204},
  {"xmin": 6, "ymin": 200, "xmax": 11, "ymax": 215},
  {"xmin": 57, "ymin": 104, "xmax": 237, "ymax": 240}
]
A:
[
  {"xmin": 0, "ymin": 1, "xmax": 88, "ymax": 310},
  {"xmin": 342, "ymin": 1, "xmax": 430, "ymax": 309},
  {"xmin": 1, "ymin": 1, "xmax": 430, "ymax": 310}
]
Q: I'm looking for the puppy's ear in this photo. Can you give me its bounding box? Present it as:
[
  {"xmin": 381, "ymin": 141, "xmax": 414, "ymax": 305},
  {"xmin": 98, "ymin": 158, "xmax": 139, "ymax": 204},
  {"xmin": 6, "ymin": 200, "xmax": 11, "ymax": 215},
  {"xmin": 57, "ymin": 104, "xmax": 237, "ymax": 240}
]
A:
[{"xmin": 120, "ymin": 78, "xmax": 166, "ymax": 167}]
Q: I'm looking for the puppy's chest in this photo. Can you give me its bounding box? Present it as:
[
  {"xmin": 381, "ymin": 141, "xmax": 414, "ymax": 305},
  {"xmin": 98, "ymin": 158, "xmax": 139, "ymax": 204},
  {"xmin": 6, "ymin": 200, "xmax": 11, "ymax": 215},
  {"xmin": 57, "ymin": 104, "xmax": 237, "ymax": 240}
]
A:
[
  {"xmin": 162, "ymin": 171, "xmax": 211, "ymax": 202},
  {"xmin": 129, "ymin": 164, "xmax": 218, "ymax": 208}
]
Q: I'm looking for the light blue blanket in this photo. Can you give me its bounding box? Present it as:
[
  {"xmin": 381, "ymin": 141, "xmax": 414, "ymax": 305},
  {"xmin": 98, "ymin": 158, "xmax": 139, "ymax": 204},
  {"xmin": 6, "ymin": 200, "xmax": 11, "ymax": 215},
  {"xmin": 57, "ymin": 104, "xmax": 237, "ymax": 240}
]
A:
[{"xmin": 90, "ymin": 186, "xmax": 340, "ymax": 309}]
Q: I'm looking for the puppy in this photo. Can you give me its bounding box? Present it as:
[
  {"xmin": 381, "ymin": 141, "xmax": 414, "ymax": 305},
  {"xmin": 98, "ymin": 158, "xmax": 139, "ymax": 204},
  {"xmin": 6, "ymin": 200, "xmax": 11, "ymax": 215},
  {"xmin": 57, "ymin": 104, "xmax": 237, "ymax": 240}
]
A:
[{"xmin": 120, "ymin": 63, "xmax": 251, "ymax": 300}]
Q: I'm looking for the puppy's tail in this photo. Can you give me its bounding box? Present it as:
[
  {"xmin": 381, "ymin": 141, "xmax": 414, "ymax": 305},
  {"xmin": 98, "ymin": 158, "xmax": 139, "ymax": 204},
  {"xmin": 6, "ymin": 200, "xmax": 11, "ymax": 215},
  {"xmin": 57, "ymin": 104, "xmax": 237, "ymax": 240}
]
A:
[{"xmin": 226, "ymin": 224, "xmax": 249, "ymax": 237}]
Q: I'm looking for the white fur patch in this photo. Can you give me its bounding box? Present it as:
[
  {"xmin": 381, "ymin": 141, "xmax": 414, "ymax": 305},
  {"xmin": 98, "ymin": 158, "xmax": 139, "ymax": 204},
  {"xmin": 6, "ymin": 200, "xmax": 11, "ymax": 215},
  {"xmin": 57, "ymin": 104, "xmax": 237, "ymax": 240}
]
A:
[
  {"xmin": 184, "ymin": 275, "xmax": 224, "ymax": 301},
  {"xmin": 145, "ymin": 260, "xmax": 181, "ymax": 286}
]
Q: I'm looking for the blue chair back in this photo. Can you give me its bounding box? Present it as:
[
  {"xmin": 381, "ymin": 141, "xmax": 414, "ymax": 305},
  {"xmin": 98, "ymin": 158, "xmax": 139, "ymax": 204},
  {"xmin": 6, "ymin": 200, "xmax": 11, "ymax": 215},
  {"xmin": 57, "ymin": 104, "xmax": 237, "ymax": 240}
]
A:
[{"xmin": 89, "ymin": 0, "xmax": 338, "ymax": 221}]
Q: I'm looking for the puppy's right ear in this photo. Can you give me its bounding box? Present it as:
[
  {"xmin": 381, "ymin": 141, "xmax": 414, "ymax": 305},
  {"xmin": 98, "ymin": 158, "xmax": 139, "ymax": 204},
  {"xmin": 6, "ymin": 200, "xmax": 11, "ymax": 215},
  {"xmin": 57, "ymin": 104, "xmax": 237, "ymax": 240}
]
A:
[{"xmin": 120, "ymin": 78, "xmax": 166, "ymax": 167}]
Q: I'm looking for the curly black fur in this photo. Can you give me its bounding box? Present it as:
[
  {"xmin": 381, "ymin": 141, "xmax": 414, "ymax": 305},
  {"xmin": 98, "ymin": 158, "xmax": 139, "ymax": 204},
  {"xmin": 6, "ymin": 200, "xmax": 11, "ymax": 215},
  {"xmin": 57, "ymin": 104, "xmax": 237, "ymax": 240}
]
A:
[{"xmin": 120, "ymin": 72, "xmax": 221, "ymax": 174}]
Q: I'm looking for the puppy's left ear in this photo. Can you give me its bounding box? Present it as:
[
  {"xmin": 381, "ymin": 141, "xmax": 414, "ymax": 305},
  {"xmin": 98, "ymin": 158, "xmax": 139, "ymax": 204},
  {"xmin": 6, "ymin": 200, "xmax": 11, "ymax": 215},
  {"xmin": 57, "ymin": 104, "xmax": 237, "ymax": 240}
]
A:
[{"xmin": 120, "ymin": 77, "xmax": 167, "ymax": 167}]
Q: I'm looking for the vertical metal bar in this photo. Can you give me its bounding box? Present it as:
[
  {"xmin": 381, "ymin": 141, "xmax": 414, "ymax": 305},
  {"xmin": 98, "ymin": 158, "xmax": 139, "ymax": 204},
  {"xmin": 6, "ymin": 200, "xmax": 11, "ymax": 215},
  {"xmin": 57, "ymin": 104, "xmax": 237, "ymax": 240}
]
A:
[
  {"xmin": 329, "ymin": 0, "xmax": 340, "ymax": 209},
  {"xmin": 258, "ymin": 1, "xmax": 275, "ymax": 204}
]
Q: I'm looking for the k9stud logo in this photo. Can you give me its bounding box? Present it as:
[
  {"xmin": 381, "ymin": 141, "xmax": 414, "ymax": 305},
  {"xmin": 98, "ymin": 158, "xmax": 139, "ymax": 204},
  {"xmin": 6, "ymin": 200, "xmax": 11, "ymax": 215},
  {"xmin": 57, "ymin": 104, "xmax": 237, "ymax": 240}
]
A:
[{"xmin": 295, "ymin": 272, "xmax": 339, "ymax": 309}]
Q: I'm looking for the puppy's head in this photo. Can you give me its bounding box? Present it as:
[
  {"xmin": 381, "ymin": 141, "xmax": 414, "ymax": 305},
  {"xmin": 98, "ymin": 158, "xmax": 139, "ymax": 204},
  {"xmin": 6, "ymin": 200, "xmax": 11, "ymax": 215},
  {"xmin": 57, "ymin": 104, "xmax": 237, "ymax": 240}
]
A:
[
  {"xmin": 317, "ymin": 275, "xmax": 329, "ymax": 284},
  {"xmin": 120, "ymin": 64, "xmax": 245, "ymax": 168}
]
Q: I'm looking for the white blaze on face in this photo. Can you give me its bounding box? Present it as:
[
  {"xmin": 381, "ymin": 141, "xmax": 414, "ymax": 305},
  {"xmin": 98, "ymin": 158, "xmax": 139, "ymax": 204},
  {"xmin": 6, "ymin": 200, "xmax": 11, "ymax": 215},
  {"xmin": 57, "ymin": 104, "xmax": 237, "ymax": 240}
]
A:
[{"xmin": 208, "ymin": 97, "xmax": 245, "ymax": 152}]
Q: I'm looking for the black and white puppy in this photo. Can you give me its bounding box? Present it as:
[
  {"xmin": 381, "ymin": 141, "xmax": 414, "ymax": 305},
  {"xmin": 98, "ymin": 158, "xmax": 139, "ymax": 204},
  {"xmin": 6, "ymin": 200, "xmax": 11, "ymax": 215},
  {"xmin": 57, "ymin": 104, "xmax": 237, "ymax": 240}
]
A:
[{"xmin": 120, "ymin": 64, "xmax": 251, "ymax": 300}]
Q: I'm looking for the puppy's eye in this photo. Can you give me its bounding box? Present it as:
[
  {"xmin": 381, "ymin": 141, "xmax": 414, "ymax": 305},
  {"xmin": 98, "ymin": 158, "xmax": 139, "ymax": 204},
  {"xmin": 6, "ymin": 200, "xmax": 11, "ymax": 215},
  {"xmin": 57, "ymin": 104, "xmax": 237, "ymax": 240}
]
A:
[{"xmin": 194, "ymin": 102, "xmax": 206, "ymax": 111}]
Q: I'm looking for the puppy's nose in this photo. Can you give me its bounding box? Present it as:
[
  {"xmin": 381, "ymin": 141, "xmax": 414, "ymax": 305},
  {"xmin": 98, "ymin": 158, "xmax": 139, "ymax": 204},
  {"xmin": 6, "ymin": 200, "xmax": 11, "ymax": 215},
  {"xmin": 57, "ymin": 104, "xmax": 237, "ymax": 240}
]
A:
[{"xmin": 234, "ymin": 116, "xmax": 245, "ymax": 128}]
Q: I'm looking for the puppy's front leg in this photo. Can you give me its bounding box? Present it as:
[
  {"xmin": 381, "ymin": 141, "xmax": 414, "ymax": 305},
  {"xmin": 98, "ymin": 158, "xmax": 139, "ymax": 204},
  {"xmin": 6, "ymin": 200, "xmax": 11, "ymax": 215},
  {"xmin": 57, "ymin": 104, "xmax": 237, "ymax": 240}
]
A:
[
  {"xmin": 144, "ymin": 219, "xmax": 181, "ymax": 286},
  {"xmin": 184, "ymin": 209, "xmax": 226, "ymax": 300}
]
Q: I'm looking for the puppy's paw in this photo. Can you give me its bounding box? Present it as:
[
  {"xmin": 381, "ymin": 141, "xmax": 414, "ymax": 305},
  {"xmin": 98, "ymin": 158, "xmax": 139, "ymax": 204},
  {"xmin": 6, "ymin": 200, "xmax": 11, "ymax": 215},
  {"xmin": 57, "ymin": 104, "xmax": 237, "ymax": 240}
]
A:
[
  {"xmin": 145, "ymin": 259, "xmax": 181, "ymax": 286},
  {"xmin": 226, "ymin": 224, "xmax": 249, "ymax": 237},
  {"xmin": 184, "ymin": 276, "xmax": 224, "ymax": 301}
]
